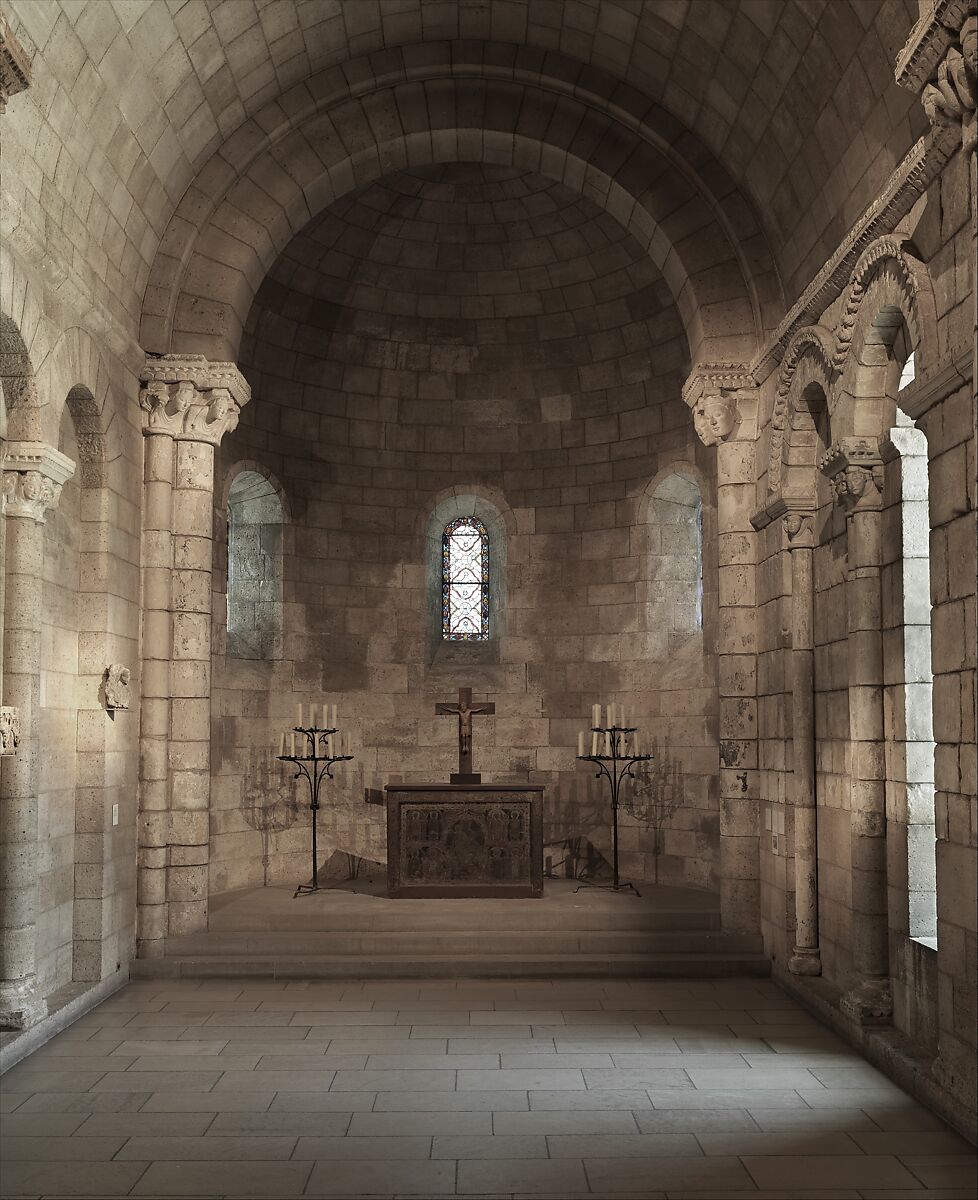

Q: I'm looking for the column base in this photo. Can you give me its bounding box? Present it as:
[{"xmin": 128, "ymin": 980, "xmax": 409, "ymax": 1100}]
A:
[
  {"xmin": 840, "ymin": 977, "xmax": 893, "ymax": 1025},
  {"xmin": 0, "ymin": 975, "xmax": 46, "ymax": 1030},
  {"xmin": 788, "ymin": 946, "xmax": 822, "ymax": 976}
]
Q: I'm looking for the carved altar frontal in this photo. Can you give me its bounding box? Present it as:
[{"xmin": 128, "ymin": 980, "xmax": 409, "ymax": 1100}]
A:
[{"xmin": 386, "ymin": 785, "xmax": 543, "ymax": 898}]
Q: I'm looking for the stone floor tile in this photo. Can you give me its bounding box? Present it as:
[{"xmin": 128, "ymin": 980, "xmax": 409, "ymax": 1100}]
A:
[
  {"xmin": 646, "ymin": 1088, "xmax": 809, "ymax": 1108},
  {"xmin": 77, "ymin": 1112, "xmax": 216, "ymax": 1136},
  {"xmin": 697, "ymin": 1131, "xmax": 864, "ymax": 1155},
  {"xmin": 861, "ymin": 1106, "xmax": 950, "ymax": 1131},
  {"xmin": 206, "ymin": 1111, "xmax": 351, "ymax": 1135},
  {"xmin": 450, "ymin": 1037, "xmax": 553, "ymax": 1053},
  {"xmin": 13, "ymin": 1092, "xmax": 150, "ymax": 1113},
  {"xmin": 634, "ymin": 1108, "xmax": 755, "ymax": 1132},
  {"xmin": 582, "ymin": 1067, "xmax": 692, "ymax": 1089},
  {"xmin": 684, "ymin": 1067, "xmax": 820, "ymax": 1089},
  {"xmin": 118, "ymin": 1134, "xmax": 298, "ymax": 1160},
  {"xmin": 550, "ymin": 1132, "xmax": 701, "ymax": 1157},
  {"xmin": 533, "ymin": 1024, "xmax": 640, "ymax": 1039},
  {"xmin": 583, "ymin": 1154, "xmax": 754, "ymax": 1191},
  {"xmin": 660, "ymin": 1009, "xmax": 753, "ymax": 1024},
  {"xmin": 270, "ymin": 1092, "xmax": 376, "ymax": 1112},
  {"xmin": 124, "ymin": 1012, "xmax": 210, "ymax": 1027},
  {"xmin": 746, "ymin": 1107, "xmax": 881, "ymax": 1131},
  {"xmin": 28, "ymin": 1041, "xmax": 126, "ymax": 1058},
  {"xmin": 529, "ymin": 1088, "xmax": 653, "ymax": 1109},
  {"xmin": 329, "ymin": 1068, "xmax": 456, "ymax": 1090},
  {"xmin": 294, "ymin": 1133, "xmax": 432, "ymax": 1158},
  {"xmin": 0, "ymin": 1135, "xmax": 129, "ymax": 1159},
  {"xmin": 372, "ymin": 1089, "xmax": 527, "ymax": 1111},
  {"xmin": 0, "ymin": 1092, "xmax": 25, "ymax": 1112},
  {"xmin": 457, "ymin": 1157, "xmax": 589, "ymax": 1194},
  {"xmin": 798, "ymin": 1088, "xmax": 927, "ymax": 1109},
  {"xmin": 0, "ymin": 1113, "xmax": 88, "ymax": 1136},
  {"xmin": 332, "ymin": 1037, "xmax": 450, "ymax": 1054},
  {"xmin": 555, "ymin": 1040, "xmax": 668, "ymax": 1054},
  {"xmin": 255, "ymin": 1054, "xmax": 367, "ymax": 1071},
  {"xmin": 742, "ymin": 1154, "xmax": 922, "ymax": 1189},
  {"xmin": 93, "ymin": 1070, "xmax": 223, "ymax": 1092},
  {"xmin": 433, "ymin": 1133, "xmax": 548, "ymax": 1157},
  {"xmin": 214, "ymin": 1069, "xmax": 336, "ymax": 1092},
  {"xmin": 898, "ymin": 1154, "xmax": 978, "ymax": 1187},
  {"xmin": 0, "ymin": 1162, "xmax": 150, "ymax": 1196},
  {"xmin": 349, "ymin": 1110, "xmax": 491, "ymax": 1135},
  {"xmin": 609, "ymin": 1053, "xmax": 744, "ymax": 1068},
  {"xmin": 501, "ymin": 1051, "xmax": 613, "ymax": 1068},
  {"xmin": 111, "ymin": 1039, "xmax": 229, "ymax": 1056},
  {"xmin": 413, "ymin": 1024, "xmax": 533, "ymax": 1038},
  {"xmin": 131, "ymin": 1160, "xmax": 311, "ymax": 1196},
  {"xmin": 494, "ymin": 1109, "xmax": 640, "ymax": 1134},
  {"xmin": 363, "ymin": 1052, "xmax": 500, "ymax": 1069},
  {"xmin": 810, "ymin": 1066, "xmax": 904, "ymax": 1089},
  {"xmin": 304, "ymin": 1158, "xmax": 456, "ymax": 1195},
  {"xmin": 183, "ymin": 1025, "xmax": 310, "ymax": 1041},
  {"xmin": 143, "ymin": 1092, "xmax": 276, "ymax": 1111},
  {"xmin": 470, "ymin": 1010, "xmax": 566, "ymax": 1024},
  {"xmin": 128, "ymin": 1053, "xmax": 261, "ymax": 1071},
  {"xmin": 295, "ymin": 1010, "xmax": 399, "ymax": 1025},
  {"xmin": 1, "ymin": 1069, "xmax": 108, "ymax": 1093},
  {"xmin": 852, "ymin": 1131, "xmax": 976, "ymax": 1154},
  {"xmin": 458, "ymin": 1067, "xmax": 585, "ymax": 1090}
]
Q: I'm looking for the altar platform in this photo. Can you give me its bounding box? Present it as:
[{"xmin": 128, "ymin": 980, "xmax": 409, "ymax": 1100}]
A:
[{"xmin": 131, "ymin": 879, "xmax": 769, "ymax": 980}]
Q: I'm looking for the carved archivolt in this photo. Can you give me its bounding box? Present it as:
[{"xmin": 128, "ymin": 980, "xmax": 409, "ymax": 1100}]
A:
[
  {"xmin": 768, "ymin": 324, "xmax": 834, "ymax": 496},
  {"xmin": 831, "ymin": 236, "xmax": 937, "ymax": 376}
]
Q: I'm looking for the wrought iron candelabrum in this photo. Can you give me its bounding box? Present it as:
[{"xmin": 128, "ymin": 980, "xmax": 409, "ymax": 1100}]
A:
[
  {"xmin": 277, "ymin": 726, "xmax": 353, "ymax": 897},
  {"xmin": 577, "ymin": 726, "xmax": 653, "ymax": 897}
]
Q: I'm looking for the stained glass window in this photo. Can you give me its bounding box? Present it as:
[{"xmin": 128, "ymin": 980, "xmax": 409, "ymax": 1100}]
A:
[{"xmin": 442, "ymin": 516, "xmax": 489, "ymax": 640}]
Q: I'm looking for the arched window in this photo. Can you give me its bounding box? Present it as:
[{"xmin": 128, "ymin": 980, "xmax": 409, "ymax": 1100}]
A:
[
  {"xmin": 226, "ymin": 470, "xmax": 285, "ymax": 660},
  {"xmin": 442, "ymin": 516, "xmax": 489, "ymax": 640},
  {"xmin": 647, "ymin": 473, "xmax": 704, "ymax": 636}
]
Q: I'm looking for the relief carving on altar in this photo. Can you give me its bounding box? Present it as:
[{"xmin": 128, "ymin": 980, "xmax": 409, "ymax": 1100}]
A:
[{"xmin": 400, "ymin": 800, "xmax": 531, "ymax": 886}]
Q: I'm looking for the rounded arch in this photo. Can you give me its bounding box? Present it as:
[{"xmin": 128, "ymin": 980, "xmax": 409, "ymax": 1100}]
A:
[
  {"xmin": 141, "ymin": 52, "xmax": 777, "ymax": 367},
  {"xmin": 421, "ymin": 484, "xmax": 514, "ymax": 666},
  {"xmin": 0, "ymin": 311, "xmax": 35, "ymax": 442},
  {"xmin": 768, "ymin": 324, "xmax": 835, "ymax": 496},
  {"xmin": 218, "ymin": 459, "xmax": 292, "ymax": 525}
]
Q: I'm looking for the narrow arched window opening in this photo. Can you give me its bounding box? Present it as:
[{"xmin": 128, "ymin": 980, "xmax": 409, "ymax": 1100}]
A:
[
  {"xmin": 648, "ymin": 474, "xmax": 704, "ymax": 636},
  {"xmin": 442, "ymin": 516, "xmax": 489, "ymax": 641},
  {"xmin": 227, "ymin": 470, "xmax": 284, "ymax": 660}
]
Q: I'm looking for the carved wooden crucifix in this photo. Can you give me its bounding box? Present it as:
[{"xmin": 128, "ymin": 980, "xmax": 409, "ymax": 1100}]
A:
[{"xmin": 435, "ymin": 686, "xmax": 495, "ymax": 783}]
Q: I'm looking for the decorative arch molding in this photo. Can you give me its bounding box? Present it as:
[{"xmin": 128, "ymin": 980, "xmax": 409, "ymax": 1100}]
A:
[
  {"xmin": 416, "ymin": 483, "xmax": 517, "ymax": 543},
  {"xmin": 768, "ymin": 324, "xmax": 835, "ymax": 496},
  {"xmin": 831, "ymin": 236, "xmax": 938, "ymax": 377},
  {"xmin": 141, "ymin": 52, "xmax": 777, "ymax": 367}
]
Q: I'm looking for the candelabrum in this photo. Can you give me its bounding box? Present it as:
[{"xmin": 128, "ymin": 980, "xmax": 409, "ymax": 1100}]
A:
[
  {"xmin": 277, "ymin": 726, "xmax": 353, "ymax": 897},
  {"xmin": 577, "ymin": 726, "xmax": 653, "ymax": 897}
]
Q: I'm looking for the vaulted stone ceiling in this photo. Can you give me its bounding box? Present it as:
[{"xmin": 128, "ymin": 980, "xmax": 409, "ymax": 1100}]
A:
[{"xmin": 4, "ymin": 0, "xmax": 925, "ymax": 347}]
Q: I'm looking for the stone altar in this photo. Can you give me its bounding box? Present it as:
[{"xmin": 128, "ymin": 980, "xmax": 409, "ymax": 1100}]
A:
[{"xmin": 385, "ymin": 784, "xmax": 544, "ymax": 898}]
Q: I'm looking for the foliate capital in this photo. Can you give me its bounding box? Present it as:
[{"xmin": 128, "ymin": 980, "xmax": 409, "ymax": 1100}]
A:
[
  {"xmin": 2, "ymin": 442, "xmax": 76, "ymax": 522},
  {"xmin": 0, "ymin": 18, "xmax": 31, "ymax": 115},
  {"xmin": 820, "ymin": 438, "xmax": 884, "ymax": 512},
  {"xmin": 896, "ymin": 3, "xmax": 976, "ymax": 151},
  {"xmin": 750, "ymin": 491, "xmax": 817, "ymax": 549},
  {"xmin": 139, "ymin": 355, "xmax": 251, "ymax": 446},
  {"xmin": 681, "ymin": 363, "xmax": 754, "ymax": 447}
]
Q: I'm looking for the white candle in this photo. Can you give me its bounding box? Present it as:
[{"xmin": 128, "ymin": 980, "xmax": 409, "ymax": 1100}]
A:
[
  {"xmin": 591, "ymin": 703, "xmax": 601, "ymax": 729},
  {"xmin": 290, "ymin": 731, "xmax": 296, "ymax": 756},
  {"xmin": 604, "ymin": 731, "xmax": 611, "ymax": 755},
  {"xmin": 296, "ymin": 702, "xmax": 303, "ymax": 728},
  {"xmin": 591, "ymin": 730, "xmax": 598, "ymax": 755},
  {"xmin": 279, "ymin": 731, "xmax": 287, "ymax": 756},
  {"xmin": 306, "ymin": 702, "xmax": 315, "ymax": 729},
  {"xmin": 331, "ymin": 703, "xmax": 338, "ymax": 728},
  {"xmin": 620, "ymin": 704, "xmax": 627, "ymax": 728},
  {"xmin": 632, "ymin": 730, "xmax": 640, "ymax": 756},
  {"xmin": 577, "ymin": 730, "xmax": 585, "ymax": 757},
  {"xmin": 607, "ymin": 703, "xmax": 616, "ymax": 728}
]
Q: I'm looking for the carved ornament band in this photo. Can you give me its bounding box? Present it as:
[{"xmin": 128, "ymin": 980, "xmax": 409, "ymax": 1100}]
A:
[
  {"xmin": 681, "ymin": 363, "xmax": 753, "ymax": 447},
  {"xmin": 139, "ymin": 355, "xmax": 251, "ymax": 446},
  {"xmin": 2, "ymin": 442, "xmax": 76, "ymax": 522},
  {"xmin": 819, "ymin": 438, "xmax": 884, "ymax": 511}
]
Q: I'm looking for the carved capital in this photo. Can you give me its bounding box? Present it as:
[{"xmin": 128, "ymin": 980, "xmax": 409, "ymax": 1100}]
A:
[
  {"xmin": 0, "ymin": 18, "xmax": 30, "ymax": 115},
  {"xmin": 2, "ymin": 442, "xmax": 76, "ymax": 523},
  {"xmin": 897, "ymin": 3, "xmax": 976, "ymax": 150},
  {"xmin": 0, "ymin": 705, "xmax": 20, "ymax": 755},
  {"xmin": 682, "ymin": 363, "xmax": 754, "ymax": 446},
  {"xmin": 820, "ymin": 438, "xmax": 884, "ymax": 512},
  {"xmin": 139, "ymin": 355, "xmax": 251, "ymax": 446},
  {"xmin": 750, "ymin": 491, "xmax": 817, "ymax": 549}
]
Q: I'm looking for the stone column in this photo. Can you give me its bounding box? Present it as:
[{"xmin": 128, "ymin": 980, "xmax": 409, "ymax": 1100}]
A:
[
  {"xmin": 782, "ymin": 503, "xmax": 821, "ymax": 976},
  {"xmin": 684, "ymin": 365, "xmax": 761, "ymax": 933},
  {"xmin": 821, "ymin": 438, "xmax": 891, "ymax": 1022},
  {"xmin": 0, "ymin": 443, "xmax": 75, "ymax": 1028},
  {"xmin": 136, "ymin": 357, "xmax": 249, "ymax": 952}
]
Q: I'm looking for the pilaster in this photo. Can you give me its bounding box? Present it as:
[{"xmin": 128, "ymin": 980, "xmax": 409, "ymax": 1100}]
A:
[{"xmin": 0, "ymin": 443, "xmax": 76, "ymax": 1029}]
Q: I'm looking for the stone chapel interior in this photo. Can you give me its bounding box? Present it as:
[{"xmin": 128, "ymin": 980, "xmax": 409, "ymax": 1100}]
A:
[{"xmin": 0, "ymin": 0, "xmax": 975, "ymax": 1160}]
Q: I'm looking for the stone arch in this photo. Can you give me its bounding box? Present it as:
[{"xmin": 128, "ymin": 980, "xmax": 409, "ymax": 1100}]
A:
[
  {"xmin": 768, "ymin": 324, "xmax": 835, "ymax": 496},
  {"xmin": 421, "ymin": 485, "xmax": 513, "ymax": 667},
  {"xmin": 141, "ymin": 55, "xmax": 777, "ymax": 367},
  {"xmin": 0, "ymin": 311, "xmax": 37, "ymax": 441}
]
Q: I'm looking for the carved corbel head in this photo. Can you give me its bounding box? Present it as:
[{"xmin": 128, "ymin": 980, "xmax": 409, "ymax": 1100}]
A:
[
  {"xmin": 139, "ymin": 356, "xmax": 250, "ymax": 447},
  {"xmin": 693, "ymin": 393, "xmax": 739, "ymax": 446},
  {"xmin": 819, "ymin": 438, "xmax": 884, "ymax": 511},
  {"xmin": 682, "ymin": 363, "xmax": 753, "ymax": 447}
]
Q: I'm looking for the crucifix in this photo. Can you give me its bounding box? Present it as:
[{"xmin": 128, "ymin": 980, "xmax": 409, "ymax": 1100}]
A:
[{"xmin": 436, "ymin": 686, "xmax": 495, "ymax": 784}]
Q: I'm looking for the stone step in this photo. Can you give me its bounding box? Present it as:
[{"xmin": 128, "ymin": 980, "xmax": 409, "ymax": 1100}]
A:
[
  {"xmin": 164, "ymin": 929, "xmax": 760, "ymax": 956},
  {"xmin": 132, "ymin": 950, "xmax": 771, "ymax": 980}
]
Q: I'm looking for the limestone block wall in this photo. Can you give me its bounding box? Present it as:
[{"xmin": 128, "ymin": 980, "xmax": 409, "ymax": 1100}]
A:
[{"xmin": 208, "ymin": 165, "xmax": 720, "ymax": 897}]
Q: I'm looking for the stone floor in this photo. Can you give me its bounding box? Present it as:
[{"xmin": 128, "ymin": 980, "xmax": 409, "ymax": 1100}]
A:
[{"xmin": 0, "ymin": 977, "xmax": 974, "ymax": 1199}]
